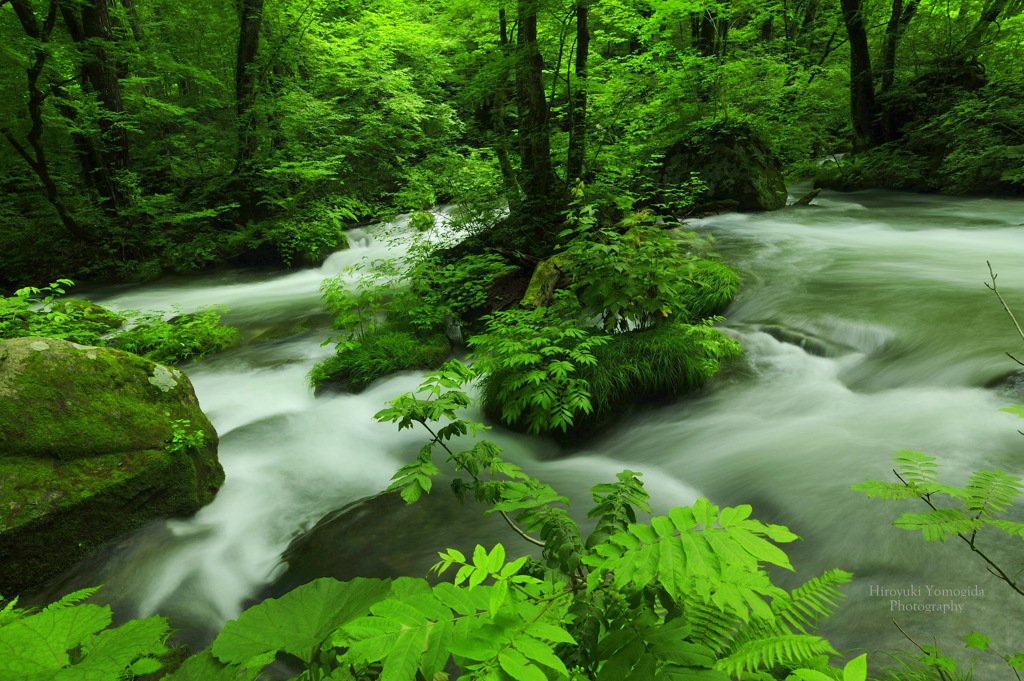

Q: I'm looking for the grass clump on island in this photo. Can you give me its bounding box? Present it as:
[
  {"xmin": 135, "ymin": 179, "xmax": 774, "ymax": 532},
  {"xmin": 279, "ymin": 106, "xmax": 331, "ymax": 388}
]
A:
[{"xmin": 309, "ymin": 324, "xmax": 451, "ymax": 393}]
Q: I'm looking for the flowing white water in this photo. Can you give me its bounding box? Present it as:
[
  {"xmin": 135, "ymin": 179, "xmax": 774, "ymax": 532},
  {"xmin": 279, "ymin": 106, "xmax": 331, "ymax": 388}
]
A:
[{"xmin": 59, "ymin": 192, "xmax": 1024, "ymax": 667}]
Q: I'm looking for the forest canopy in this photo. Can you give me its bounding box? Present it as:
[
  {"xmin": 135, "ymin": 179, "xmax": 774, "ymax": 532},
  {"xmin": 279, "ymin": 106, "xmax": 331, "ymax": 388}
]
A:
[{"xmin": 1, "ymin": 0, "xmax": 1022, "ymax": 288}]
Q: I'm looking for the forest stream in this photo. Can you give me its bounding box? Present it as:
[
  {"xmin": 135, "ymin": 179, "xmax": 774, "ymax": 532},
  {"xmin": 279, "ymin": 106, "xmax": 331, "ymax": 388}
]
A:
[{"xmin": 44, "ymin": 188, "xmax": 1024, "ymax": 671}]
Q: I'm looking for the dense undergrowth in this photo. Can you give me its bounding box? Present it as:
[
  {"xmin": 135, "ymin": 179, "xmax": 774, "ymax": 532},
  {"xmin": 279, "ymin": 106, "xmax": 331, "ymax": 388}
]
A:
[{"xmin": 0, "ymin": 280, "xmax": 240, "ymax": 365}]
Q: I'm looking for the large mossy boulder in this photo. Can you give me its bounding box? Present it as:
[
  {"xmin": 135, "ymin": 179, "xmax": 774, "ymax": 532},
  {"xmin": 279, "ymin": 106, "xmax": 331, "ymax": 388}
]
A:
[
  {"xmin": 658, "ymin": 122, "xmax": 788, "ymax": 211},
  {"xmin": 0, "ymin": 337, "xmax": 224, "ymax": 597}
]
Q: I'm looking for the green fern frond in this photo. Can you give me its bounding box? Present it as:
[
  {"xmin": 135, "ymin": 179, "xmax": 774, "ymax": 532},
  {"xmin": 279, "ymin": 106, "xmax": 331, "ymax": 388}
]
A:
[
  {"xmin": 714, "ymin": 634, "xmax": 837, "ymax": 676},
  {"xmin": 42, "ymin": 586, "xmax": 103, "ymax": 612},
  {"xmin": 894, "ymin": 508, "xmax": 984, "ymax": 542},
  {"xmin": 986, "ymin": 518, "xmax": 1024, "ymax": 538},
  {"xmin": 773, "ymin": 570, "xmax": 852, "ymax": 633},
  {"xmin": 892, "ymin": 451, "xmax": 940, "ymax": 485},
  {"xmin": 963, "ymin": 469, "xmax": 1023, "ymax": 518},
  {"xmin": 684, "ymin": 598, "xmax": 743, "ymax": 654},
  {"xmin": 851, "ymin": 479, "xmax": 922, "ymax": 500}
]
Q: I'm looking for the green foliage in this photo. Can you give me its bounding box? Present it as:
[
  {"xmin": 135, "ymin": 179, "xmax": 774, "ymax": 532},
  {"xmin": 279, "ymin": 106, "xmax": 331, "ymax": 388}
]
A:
[
  {"xmin": 0, "ymin": 587, "xmax": 170, "ymax": 680},
  {"xmin": 853, "ymin": 451, "xmax": 1024, "ymax": 544},
  {"xmin": 477, "ymin": 317, "xmax": 742, "ymax": 437},
  {"xmin": 854, "ymin": 444, "xmax": 1024, "ymax": 678},
  {"xmin": 470, "ymin": 295, "xmax": 610, "ymax": 435},
  {"xmin": 166, "ymin": 419, "xmax": 206, "ymax": 457},
  {"xmin": 562, "ymin": 220, "xmax": 705, "ymax": 333},
  {"xmin": 0, "ymin": 281, "xmax": 115, "ymax": 345},
  {"xmin": 372, "ymin": 361, "xmax": 856, "ymax": 680},
  {"xmin": 113, "ymin": 306, "xmax": 241, "ymax": 365},
  {"xmin": 309, "ymin": 325, "xmax": 452, "ymax": 393}
]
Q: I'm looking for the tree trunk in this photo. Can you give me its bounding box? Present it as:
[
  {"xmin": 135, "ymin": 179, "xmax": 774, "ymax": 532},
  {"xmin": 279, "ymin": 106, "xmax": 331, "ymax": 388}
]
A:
[
  {"xmin": 493, "ymin": 8, "xmax": 522, "ymax": 200},
  {"xmin": 515, "ymin": 0, "xmax": 557, "ymax": 216},
  {"xmin": 58, "ymin": 0, "xmax": 130, "ymax": 210},
  {"xmin": 4, "ymin": 0, "xmax": 92, "ymax": 242},
  {"xmin": 880, "ymin": 0, "xmax": 918, "ymax": 93},
  {"xmin": 567, "ymin": 0, "xmax": 589, "ymax": 184},
  {"xmin": 840, "ymin": 0, "xmax": 881, "ymax": 148},
  {"xmin": 235, "ymin": 0, "xmax": 265, "ymax": 171},
  {"xmin": 80, "ymin": 0, "xmax": 129, "ymax": 175}
]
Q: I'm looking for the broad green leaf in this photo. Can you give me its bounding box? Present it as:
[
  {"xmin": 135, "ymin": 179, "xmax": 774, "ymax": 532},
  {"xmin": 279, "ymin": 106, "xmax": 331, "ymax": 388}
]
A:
[
  {"xmin": 964, "ymin": 632, "xmax": 990, "ymax": 651},
  {"xmin": 499, "ymin": 647, "xmax": 548, "ymax": 681},
  {"xmin": 843, "ymin": 654, "xmax": 867, "ymax": 681},
  {"xmin": 211, "ymin": 577, "xmax": 390, "ymax": 665},
  {"xmin": 0, "ymin": 604, "xmax": 111, "ymax": 674}
]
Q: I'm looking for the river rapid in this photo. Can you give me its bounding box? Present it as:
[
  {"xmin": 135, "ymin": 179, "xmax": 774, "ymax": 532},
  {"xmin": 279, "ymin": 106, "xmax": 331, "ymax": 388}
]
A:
[{"xmin": 58, "ymin": 190, "xmax": 1024, "ymax": 671}]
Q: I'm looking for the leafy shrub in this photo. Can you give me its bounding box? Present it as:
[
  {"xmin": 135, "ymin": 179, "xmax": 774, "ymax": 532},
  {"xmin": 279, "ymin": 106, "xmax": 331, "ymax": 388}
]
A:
[
  {"xmin": 0, "ymin": 280, "xmax": 118, "ymax": 345},
  {"xmin": 309, "ymin": 324, "xmax": 451, "ymax": 393},
  {"xmin": 408, "ymin": 211, "xmax": 435, "ymax": 232},
  {"xmin": 470, "ymin": 295, "xmax": 610, "ymax": 435},
  {"xmin": 478, "ymin": 319, "xmax": 741, "ymax": 438},
  {"xmin": 113, "ymin": 305, "xmax": 241, "ymax": 365},
  {"xmin": 560, "ymin": 193, "xmax": 738, "ymax": 332},
  {"xmin": 263, "ymin": 217, "xmax": 350, "ymax": 268}
]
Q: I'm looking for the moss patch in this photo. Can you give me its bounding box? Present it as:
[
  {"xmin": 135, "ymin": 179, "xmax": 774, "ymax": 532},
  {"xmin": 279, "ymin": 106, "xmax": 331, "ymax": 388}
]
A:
[{"xmin": 0, "ymin": 338, "xmax": 213, "ymax": 459}]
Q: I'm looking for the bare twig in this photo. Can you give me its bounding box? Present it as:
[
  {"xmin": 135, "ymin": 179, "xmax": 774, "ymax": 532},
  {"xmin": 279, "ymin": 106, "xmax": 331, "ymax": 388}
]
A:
[
  {"xmin": 985, "ymin": 261, "xmax": 1024, "ymax": 346},
  {"xmin": 892, "ymin": 620, "xmax": 953, "ymax": 681}
]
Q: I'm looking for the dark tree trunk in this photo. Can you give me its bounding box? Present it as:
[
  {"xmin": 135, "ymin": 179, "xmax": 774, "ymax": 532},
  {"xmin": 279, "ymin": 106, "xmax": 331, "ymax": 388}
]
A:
[
  {"xmin": 840, "ymin": 0, "xmax": 881, "ymax": 148},
  {"xmin": 80, "ymin": 0, "xmax": 129, "ymax": 175},
  {"xmin": 493, "ymin": 8, "xmax": 522, "ymax": 200},
  {"xmin": 567, "ymin": 0, "xmax": 589, "ymax": 184},
  {"xmin": 119, "ymin": 0, "xmax": 144, "ymax": 42},
  {"xmin": 880, "ymin": 0, "xmax": 918, "ymax": 93},
  {"xmin": 3, "ymin": 0, "xmax": 92, "ymax": 241},
  {"xmin": 515, "ymin": 0, "xmax": 557, "ymax": 216},
  {"xmin": 235, "ymin": 0, "xmax": 265, "ymax": 171},
  {"xmin": 57, "ymin": 0, "xmax": 130, "ymax": 210}
]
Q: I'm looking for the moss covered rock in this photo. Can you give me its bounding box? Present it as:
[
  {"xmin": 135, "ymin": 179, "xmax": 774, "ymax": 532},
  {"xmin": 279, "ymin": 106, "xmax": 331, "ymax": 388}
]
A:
[
  {"xmin": 0, "ymin": 337, "xmax": 224, "ymax": 597},
  {"xmin": 659, "ymin": 122, "xmax": 788, "ymax": 211},
  {"xmin": 59, "ymin": 299, "xmax": 125, "ymax": 330}
]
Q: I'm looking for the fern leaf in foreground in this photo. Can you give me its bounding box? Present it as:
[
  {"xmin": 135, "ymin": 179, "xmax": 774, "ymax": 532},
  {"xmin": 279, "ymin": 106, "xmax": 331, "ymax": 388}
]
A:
[{"xmin": 894, "ymin": 508, "xmax": 984, "ymax": 542}]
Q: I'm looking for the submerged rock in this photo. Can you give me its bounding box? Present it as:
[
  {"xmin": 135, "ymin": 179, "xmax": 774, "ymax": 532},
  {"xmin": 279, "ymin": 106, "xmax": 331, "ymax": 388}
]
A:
[
  {"xmin": 0, "ymin": 337, "xmax": 224, "ymax": 597},
  {"xmin": 265, "ymin": 490, "xmax": 511, "ymax": 600}
]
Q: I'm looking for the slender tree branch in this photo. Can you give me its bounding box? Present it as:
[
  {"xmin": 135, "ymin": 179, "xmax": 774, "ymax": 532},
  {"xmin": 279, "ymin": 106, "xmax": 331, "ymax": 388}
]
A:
[
  {"xmin": 893, "ymin": 470, "xmax": 1024, "ymax": 597},
  {"xmin": 418, "ymin": 420, "xmax": 546, "ymax": 549},
  {"xmin": 985, "ymin": 261, "xmax": 1024, "ymax": 347}
]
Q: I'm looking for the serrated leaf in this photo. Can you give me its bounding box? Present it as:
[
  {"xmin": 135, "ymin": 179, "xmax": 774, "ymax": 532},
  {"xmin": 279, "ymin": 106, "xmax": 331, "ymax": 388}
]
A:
[
  {"xmin": 964, "ymin": 632, "xmax": 990, "ymax": 651},
  {"xmin": 212, "ymin": 577, "xmax": 390, "ymax": 665},
  {"xmin": 0, "ymin": 604, "xmax": 111, "ymax": 674}
]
